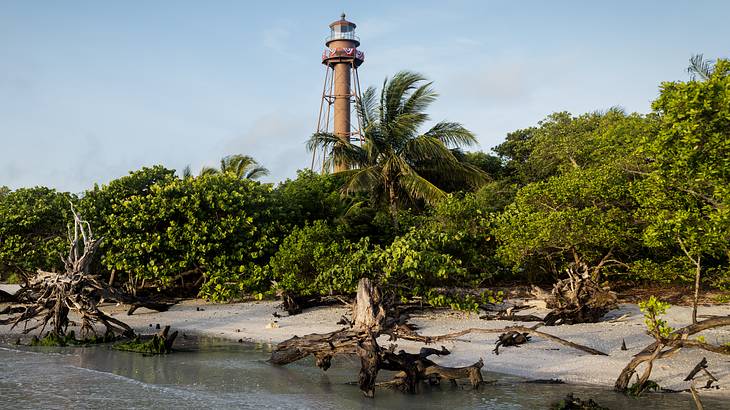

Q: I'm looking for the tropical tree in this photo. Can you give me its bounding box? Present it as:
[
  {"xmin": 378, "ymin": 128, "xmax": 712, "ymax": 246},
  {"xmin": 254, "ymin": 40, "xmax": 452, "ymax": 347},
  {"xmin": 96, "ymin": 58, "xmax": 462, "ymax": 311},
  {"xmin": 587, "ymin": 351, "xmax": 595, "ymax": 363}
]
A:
[
  {"xmin": 636, "ymin": 57, "xmax": 730, "ymax": 323},
  {"xmin": 200, "ymin": 154, "xmax": 269, "ymax": 180},
  {"xmin": 308, "ymin": 71, "xmax": 486, "ymax": 227},
  {"xmin": 494, "ymin": 110, "xmax": 656, "ymax": 281}
]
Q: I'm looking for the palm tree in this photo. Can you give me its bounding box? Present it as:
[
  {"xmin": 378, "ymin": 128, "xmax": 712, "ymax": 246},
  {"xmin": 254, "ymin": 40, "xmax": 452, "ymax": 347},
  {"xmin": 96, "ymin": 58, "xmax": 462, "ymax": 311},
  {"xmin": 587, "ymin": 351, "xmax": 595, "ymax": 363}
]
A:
[
  {"xmin": 199, "ymin": 154, "xmax": 269, "ymax": 180},
  {"xmin": 308, "ymin": 71, "xmax": 487, "ymax": 227},
  {"xmin": 687, "ymin": 54, "xmax": 714, "ymax": 81}
]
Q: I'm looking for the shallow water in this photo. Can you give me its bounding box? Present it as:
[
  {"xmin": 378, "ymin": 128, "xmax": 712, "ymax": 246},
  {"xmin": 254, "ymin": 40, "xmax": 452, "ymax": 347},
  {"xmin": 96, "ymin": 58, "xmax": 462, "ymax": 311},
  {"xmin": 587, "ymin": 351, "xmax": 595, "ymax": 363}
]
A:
[{"xmin": 0, "ymin": 338, "xmax": 724, "ymax": 409}]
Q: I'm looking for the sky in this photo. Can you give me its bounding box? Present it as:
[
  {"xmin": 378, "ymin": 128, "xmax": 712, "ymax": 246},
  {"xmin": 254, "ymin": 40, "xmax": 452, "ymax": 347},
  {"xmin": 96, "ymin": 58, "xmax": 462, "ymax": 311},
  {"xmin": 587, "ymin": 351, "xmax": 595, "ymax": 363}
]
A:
[{"xmin": 1, "ymin": 0, "xmax": 728, "ymax": 193}]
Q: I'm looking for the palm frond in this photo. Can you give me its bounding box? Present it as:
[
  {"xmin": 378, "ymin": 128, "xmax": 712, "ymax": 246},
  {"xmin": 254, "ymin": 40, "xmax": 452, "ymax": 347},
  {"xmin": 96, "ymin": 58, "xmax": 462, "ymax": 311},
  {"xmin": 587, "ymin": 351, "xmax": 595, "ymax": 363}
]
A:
[
  {"xmin": 687, "ymin": 54, "xmax": 713, "ymax": 81},
  {"xmin": 384, "ymin": 71, "xmax": 428, "ymax": 124},
  {"xmin": 357, "ymin": 86, "xmax": 378, "ymax": 126},
  {"xmin": 340, "ymin": 165, "xmax": 383, "ymax": 196},
  {"xmin": 389, "ymin": 112, "xmax": 430, "ymax": 146},
  {"xmin": 182, "ymin": 165, "xmax": 193, "ymax": 179},
  {"xmin": 330, "ymin": 141, "xmax": 368, "ymax": 169},
  {"xmin": 423, "ymin": 121, "xmax": 478, "ymax": 148},
  {"xmin": 199, "ymin": 166, "xmax": 218, "ymax": 177},
  {"xmin": 219, "ymin": 154, "xmax": 267, "ymax": 179},
  {"xmin": 245, "ymin": 166, "xmax": 269, "ymax": 180},
  {"xmin": 306, "ymin": 132, "xmax": 340, "ymax": 152},
  {"xmin": 402, "ymin": 82, "xmax": 437, "ymax": 116},
  {"xmin": 402, "ymin": 135, "xmax": 458, "ymax": 163},
  {"xmin": 395, "ymin": 157, "xmax": 447, "ymax": 205}
]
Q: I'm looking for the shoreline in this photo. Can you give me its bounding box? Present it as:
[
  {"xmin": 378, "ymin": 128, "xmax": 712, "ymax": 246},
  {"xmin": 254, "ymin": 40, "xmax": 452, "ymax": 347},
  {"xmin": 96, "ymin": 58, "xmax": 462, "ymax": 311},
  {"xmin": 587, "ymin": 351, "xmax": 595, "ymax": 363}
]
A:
[{"xmin": 2, "ymin": 284, "xmax": 729, "ymax": 396}]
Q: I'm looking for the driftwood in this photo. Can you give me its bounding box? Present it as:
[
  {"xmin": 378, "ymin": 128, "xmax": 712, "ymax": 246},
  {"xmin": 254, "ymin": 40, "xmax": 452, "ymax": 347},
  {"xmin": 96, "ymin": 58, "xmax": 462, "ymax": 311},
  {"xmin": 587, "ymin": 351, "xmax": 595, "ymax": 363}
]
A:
[
  {"xmin": 0, "ymin": 289, "xmax": 17, "ymax": 303},
  {"xmin": 689, "ymin": 384, "xmax": 704, "ymax": 410},
  {"xmin": 537, "ymin": 263, "xmax": 617, "ymax": 326},
  {"xmin": 375, "ymin": 345, "xmax": 484, "ymax": 394},
  {"xmin": 493, "ymin": 331, "xmax": 531, "ymax": 355},
  {"xmin": 270, "ymin": 279, "xmax": 486, "ymax": 397},
  {"xmin": 0, "ymin": 305, "xmax": 26, "ymax": 315},
  {"xmin": 0, "ymin": 206, "xmax": 177, "ymax": 339},
  {"xmin": 551, "ymin": 393, "xmax": 608, "ymax": 409},
  {"xmin": 684, "ymin": 357, "xmax": 709, "ymax": 381},
  {"xmin": 0, "ymin": 206, "xmax": 133, "ymax": 338},
  {"xmin": 615, "ymin": 315, "xmax": 730, "ymax": 393},
  {"xmin": 480, "ymin": 304, "xmax": 544, "ymax": 322},
  {"xmin": 271, "ymin": 278, "xmax": 608, "ymax": 398},
  {"xmin": 125, "ymin": 299, "xmax": 173, "ymax": 316},
  {"xmin": 278, "ymin": 292, "xmax": 348, "ymax": 316},
  {"xmin": 395, "ymin": 324, "xmax": 608, "ymax": 356},
  {"xmin": 280, "ymin": 293, "xmax": 321, "ymax": 315}
]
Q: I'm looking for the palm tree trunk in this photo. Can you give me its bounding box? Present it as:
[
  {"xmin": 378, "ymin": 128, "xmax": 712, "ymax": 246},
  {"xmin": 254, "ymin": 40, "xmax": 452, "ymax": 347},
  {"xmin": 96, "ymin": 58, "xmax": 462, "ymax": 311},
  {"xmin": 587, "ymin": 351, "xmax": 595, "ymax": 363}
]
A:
[{"xmin": 388, "ymin": 183, "xmax": 399, "ymax": 231}]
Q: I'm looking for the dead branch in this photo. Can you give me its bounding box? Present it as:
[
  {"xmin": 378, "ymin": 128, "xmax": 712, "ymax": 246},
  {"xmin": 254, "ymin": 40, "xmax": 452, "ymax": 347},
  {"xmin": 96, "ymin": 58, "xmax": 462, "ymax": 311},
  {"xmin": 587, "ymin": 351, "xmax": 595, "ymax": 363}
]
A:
[
  {"xmin": 493, "ymin": 331, "xmax": 530, "ymax": 355},
  {"xmin": 0, "ymin": 205, "xmax": 134, "ymax": 338},
  {"xmin": 614, "ymin": 315, "xmax": 730, "ymax": 393},
  {"xmin": 684, "ymin": 358, "xmax": 709, "ymax": 381},
  {"xmin": 395, "ymin": 325, "xmax": 608, "ymax": 356},
  {"xmin": 480, "ymin": 304, "xmax": 544, "ymax": 322}
]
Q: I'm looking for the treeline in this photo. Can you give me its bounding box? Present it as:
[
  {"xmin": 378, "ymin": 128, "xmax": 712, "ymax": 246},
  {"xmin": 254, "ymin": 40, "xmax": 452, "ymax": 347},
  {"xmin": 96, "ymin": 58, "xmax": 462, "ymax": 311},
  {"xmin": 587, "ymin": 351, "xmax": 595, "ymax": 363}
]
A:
[{"xmin": 1, "ymin": 58, "xmax": 728, "ymax": 306}]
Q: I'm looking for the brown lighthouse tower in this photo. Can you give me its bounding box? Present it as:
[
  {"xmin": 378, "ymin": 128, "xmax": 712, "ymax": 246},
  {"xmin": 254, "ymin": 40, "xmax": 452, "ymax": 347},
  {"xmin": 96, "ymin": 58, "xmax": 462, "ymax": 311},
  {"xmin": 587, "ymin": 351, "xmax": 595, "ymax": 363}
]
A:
[{"xmin": 312, "ymin": 13, "xmax": 365, "ymax": 172}]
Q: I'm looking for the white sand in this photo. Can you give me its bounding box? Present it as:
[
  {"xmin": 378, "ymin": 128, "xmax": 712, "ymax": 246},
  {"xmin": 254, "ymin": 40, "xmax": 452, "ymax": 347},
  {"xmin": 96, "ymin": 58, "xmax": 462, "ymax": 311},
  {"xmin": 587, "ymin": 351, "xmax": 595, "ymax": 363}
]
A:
[{"xmin": 2, "ymin": 284, "xmax": 728, "ymax": 395}]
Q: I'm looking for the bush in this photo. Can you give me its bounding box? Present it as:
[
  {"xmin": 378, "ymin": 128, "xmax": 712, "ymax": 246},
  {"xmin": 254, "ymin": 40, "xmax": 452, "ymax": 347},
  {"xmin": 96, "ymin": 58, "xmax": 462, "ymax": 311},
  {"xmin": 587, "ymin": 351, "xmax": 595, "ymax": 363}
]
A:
[
  {"xmin": 79, "ymin": 165, "xmax": 178, "ymax": 283},
  {"xmin": 0, "ymin": 187, "xmax": 76, "ymax": 281},
  {"xmin": 99, "ymin": 173, "xmax": 279, "ymax": 301},
  {"xmin": 267, "ymin": 221, "xmax": 378, "ymax": 296},
  {"xmin": 273, "ymin": 170, "xmax": 348, "ymax": 227},
  {"xmin": 266, "ymin": 194, "xmax": 505, "ymax": 307}
]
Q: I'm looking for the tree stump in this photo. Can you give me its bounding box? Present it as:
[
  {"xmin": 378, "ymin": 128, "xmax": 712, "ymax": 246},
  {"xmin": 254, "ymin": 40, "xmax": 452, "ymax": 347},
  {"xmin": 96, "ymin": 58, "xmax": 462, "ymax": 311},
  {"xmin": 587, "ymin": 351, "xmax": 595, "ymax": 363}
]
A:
[{"xmin": 541, "ymin": 263, "xmax": 617, "ymax": 325}]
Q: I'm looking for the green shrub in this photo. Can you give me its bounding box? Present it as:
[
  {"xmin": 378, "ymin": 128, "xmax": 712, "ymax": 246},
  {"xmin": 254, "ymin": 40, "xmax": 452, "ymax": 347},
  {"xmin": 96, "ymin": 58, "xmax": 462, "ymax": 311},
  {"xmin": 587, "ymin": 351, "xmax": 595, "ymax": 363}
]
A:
[
  {"xmin": 273, "ymin": 170, "xmax": 348, "ymax": 227},
  {"xmin": 639, "ymin": 296, "xmax": 673, "ymax": 339},
  {"xmin": 0, "ymin": 187, "xmax": 76, "ymax": 280},
  {"xmin": 268, "ymin": 221, "xmax": 378, "ymax": 296},
  {"xmin": 98, "ymin": 173, "xmax": 279, "ymax": 301}
]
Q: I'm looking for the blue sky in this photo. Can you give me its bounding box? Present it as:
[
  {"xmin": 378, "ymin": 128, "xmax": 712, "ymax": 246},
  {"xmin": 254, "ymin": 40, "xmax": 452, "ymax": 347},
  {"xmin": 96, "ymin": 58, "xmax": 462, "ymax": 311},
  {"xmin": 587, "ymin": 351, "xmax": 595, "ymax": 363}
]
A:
[{"xmin": 1, "ymin": 0, "xmax": 728, "ymax": 193}]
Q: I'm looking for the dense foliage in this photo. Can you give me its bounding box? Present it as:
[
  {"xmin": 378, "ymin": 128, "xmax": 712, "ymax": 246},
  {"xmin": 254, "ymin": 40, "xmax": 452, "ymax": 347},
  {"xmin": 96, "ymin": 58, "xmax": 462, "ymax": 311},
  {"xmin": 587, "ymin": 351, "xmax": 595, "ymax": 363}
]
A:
[
  {"xmin": 0, "ymin": 187, "xmax": 76, "ymax": 282},
  {"xmin": 1, "ymin": 59, "xmax": 729, "ymax": 304},
  {"xmin": 101, "ymin": 173, "xmax": 279, "ymax": 301}
]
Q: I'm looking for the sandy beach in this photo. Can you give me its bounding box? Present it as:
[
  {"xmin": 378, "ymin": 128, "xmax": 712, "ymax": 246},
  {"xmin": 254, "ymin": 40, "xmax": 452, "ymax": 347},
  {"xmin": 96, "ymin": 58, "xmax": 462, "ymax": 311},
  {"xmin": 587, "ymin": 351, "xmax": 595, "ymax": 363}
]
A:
[{"xmin": 2, "ymin": 284, "xmax": 729, "ymax": 396}]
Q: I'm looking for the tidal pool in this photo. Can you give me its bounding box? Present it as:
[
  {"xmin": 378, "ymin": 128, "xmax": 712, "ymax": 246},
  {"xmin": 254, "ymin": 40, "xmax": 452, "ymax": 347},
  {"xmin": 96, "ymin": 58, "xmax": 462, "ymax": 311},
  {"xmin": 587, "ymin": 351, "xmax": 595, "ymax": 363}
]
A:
[{"xmin": 0, "ymin": 337, "xmax": 724, "ymax": 409}]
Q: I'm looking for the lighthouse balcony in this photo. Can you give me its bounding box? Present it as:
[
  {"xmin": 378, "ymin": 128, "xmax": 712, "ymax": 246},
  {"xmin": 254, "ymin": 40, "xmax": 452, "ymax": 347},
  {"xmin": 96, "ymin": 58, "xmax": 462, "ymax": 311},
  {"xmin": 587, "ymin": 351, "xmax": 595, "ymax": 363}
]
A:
[
  {"xmin": 322, "ymin": 48, "xmax": 365, "ymax": 64},
  {"xmin": 325, "ymin": 32, "xmax": 360, "ymax": 43}
]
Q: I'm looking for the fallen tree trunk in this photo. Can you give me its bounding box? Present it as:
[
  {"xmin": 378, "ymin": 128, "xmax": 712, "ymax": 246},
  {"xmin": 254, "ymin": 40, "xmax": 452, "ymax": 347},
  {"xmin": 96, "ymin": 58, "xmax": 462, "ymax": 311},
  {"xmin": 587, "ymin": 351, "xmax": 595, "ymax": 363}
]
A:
[
  {"xmin": 270, "ymin": 279, "xmax": 487, "ymax": 397},
  {"xmin": 614, "ymin": 315, "xmax": 730, "ymax": 393},
  {"xmin": 480, "ymin": 304, "xmax": 544, "ymax": 322}
]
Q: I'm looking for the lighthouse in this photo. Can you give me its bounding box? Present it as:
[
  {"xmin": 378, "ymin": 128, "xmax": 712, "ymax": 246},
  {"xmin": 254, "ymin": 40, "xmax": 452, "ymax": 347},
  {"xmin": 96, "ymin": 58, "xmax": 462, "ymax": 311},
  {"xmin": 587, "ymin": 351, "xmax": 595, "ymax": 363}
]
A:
[{"xmin": 312, "ymin": 13, "xmax": 365, "ymax": 172}]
